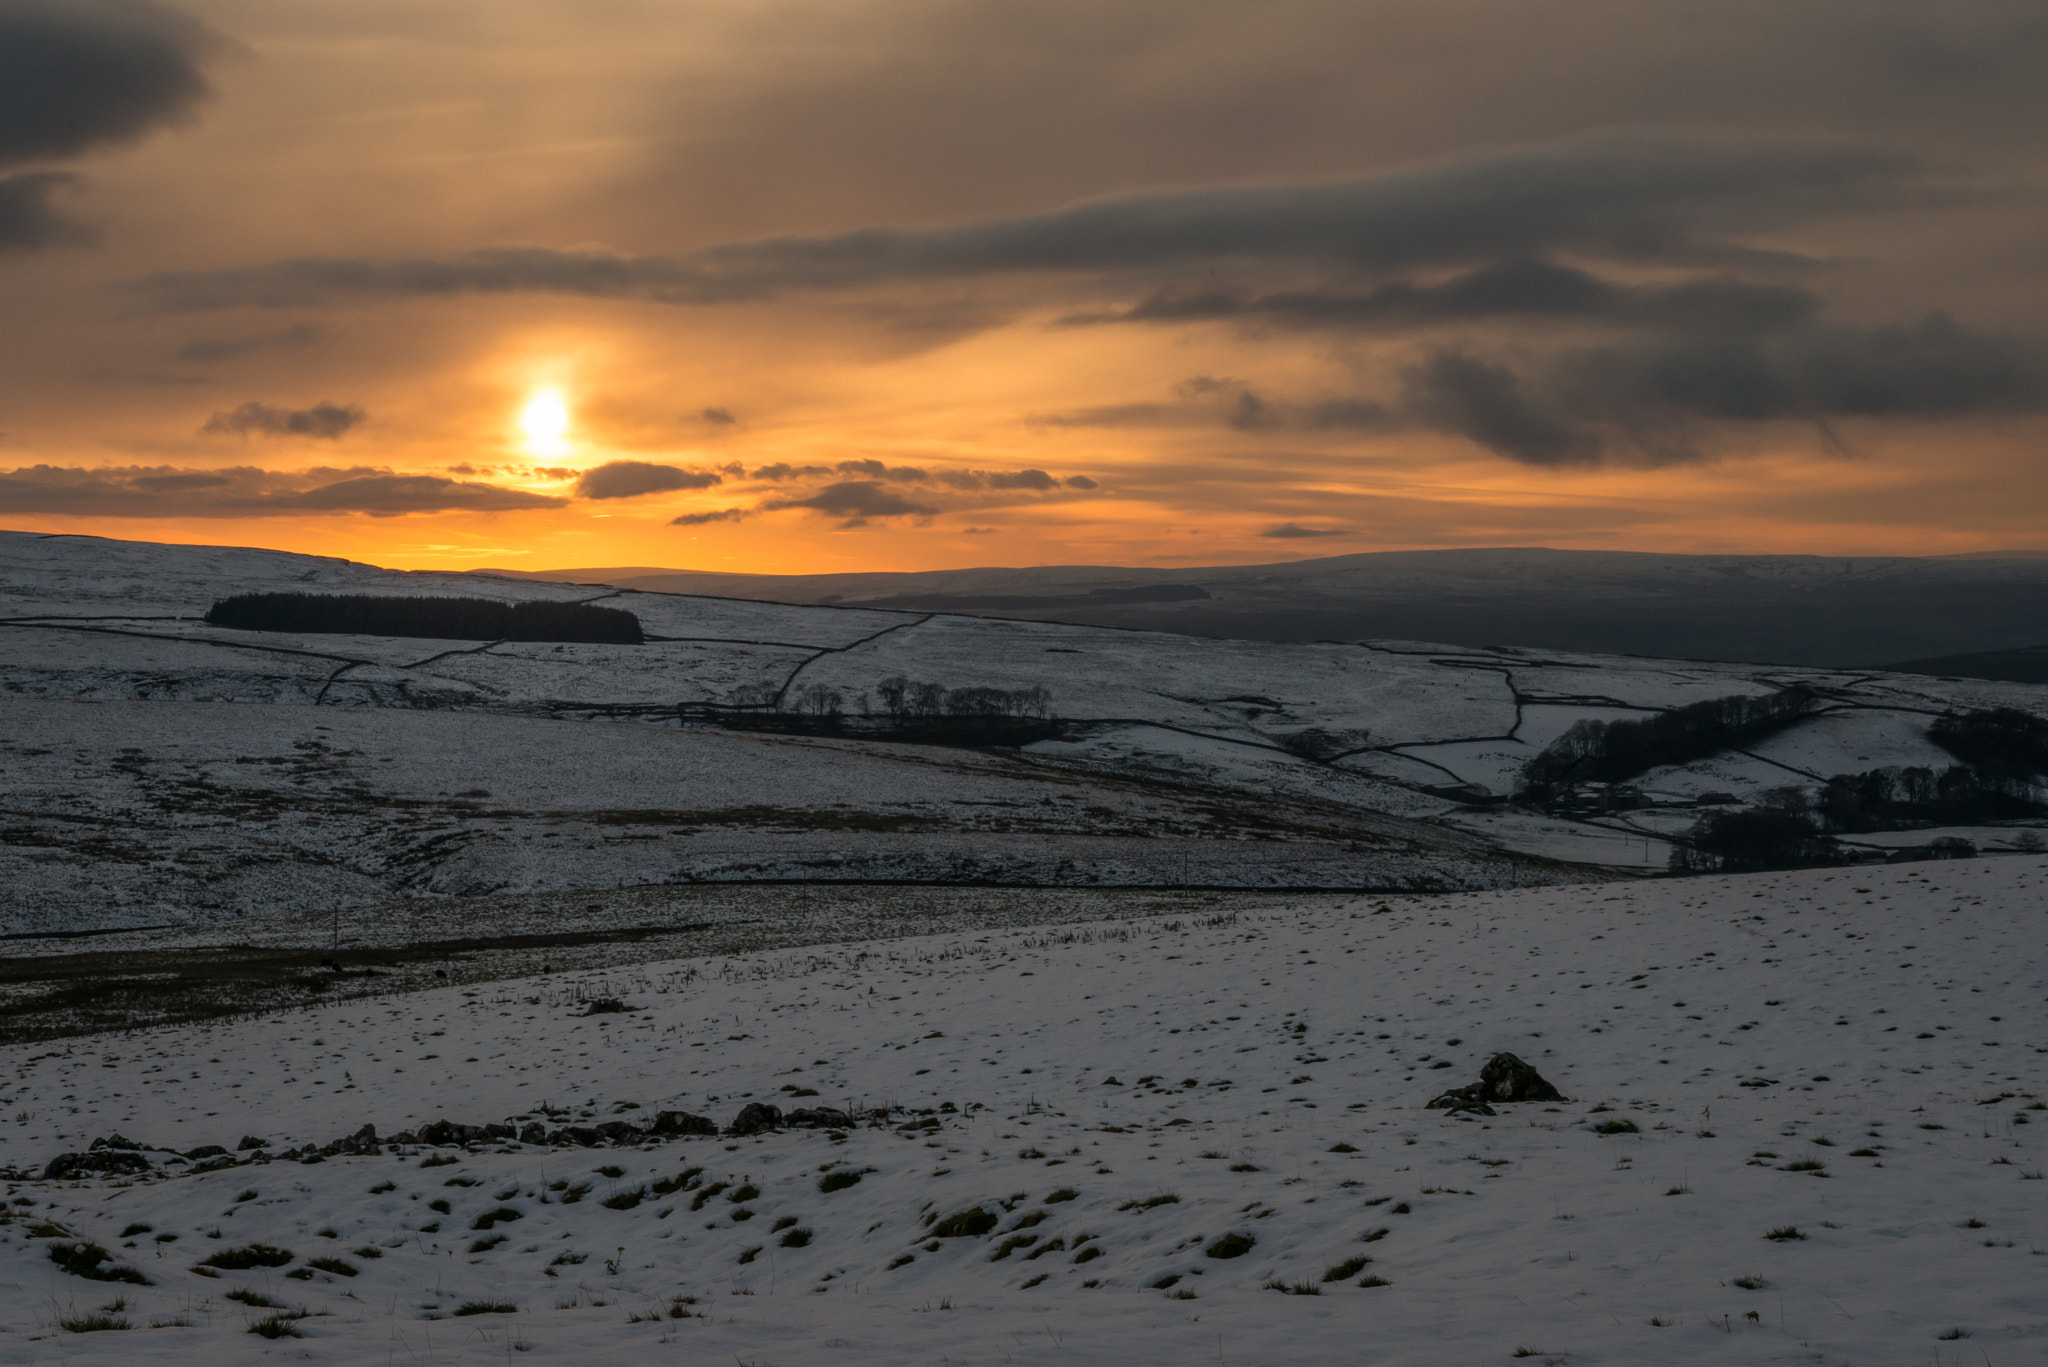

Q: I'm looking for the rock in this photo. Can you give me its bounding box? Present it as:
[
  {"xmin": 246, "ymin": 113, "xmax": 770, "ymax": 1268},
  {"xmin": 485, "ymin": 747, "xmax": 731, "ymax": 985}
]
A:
[
  {"xmin": 90, "ymin": 1133, "xmax": 142, "ymax": 1151},
  {"xmin": 728, "ymin": 1102, "xmax": 783, "ymax": 1136},
  {"xmin": 580, "ymin": 998, "xmax": 629, "ymax": 1015},
  {"xmin": 184, "ymin": 1144, "xmax": 229, "ymax": 1160},
  {"xmin": 417, "ymin": 1120, "xmax": 487, "ymax": 1147},
  {"xmin": 551, "ymin": 1126, "xmax": 605, "ymax": 1147},
  {"xmin": 386, "ymin": 1131, "xmax": 418, "ymax": 1146},
  {"xmin": 322, "ymin": 1123, "xmax": 380, "ymax": 1157},
  {"xmin": 1427, "ymin": 1051, "xmax": 1566, "ymax": 1114},
  {"xmin": 1205, "ymin": 1233, "xmax": 1255, "ymax": 1259},
  {"xmin": 650, "ymin": 1110, "xmax": 717, "ymax": 1137},
  {"xmin": 483, "ymin": 1123, "xmax": 516, "ymax": 1142},
  {"xmin": 784, "ymin": 1107, "xmax": 854, "ymax": 1129},
  {"xmin": 236, "ymin": 1135, "xmax": 268, "ymax": 1150},
  {"xmin": 191, "ymin": 1154, "xmax": 236, "ymax": 1173},
  {"xmin": 518, "ymin": 1122, "xmax": 547, "ymax": 1144},
  {"xmin": 45, "ymin": 1149, "xmax": 152, "ymax": 1180},
  {"xmin": 595, "ymin": 1121, "xmax": 646, "ymax": 1144}
]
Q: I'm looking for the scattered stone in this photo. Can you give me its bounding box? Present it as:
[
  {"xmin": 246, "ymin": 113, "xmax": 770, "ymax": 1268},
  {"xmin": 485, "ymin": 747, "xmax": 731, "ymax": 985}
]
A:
[
  {"xmin": 45, "ymin": 1150, "xmax": 152, "ymax": 1180},
  {"xmin": 1426, "ymin": 1051, "xmax": 1566, "ymax": 1115},
  {"xmin": 89, "ymin": 1133, "xmax": 142, "ymax": 1151},
  {"xmin": 651, "ymin": 1110, "xmax": 718, "ymax": 1137},
  {"xmin": 728, "ymin": 1102, "xmax": 784, "ymax": 1136},
  {"xmin": 184, "ymin": 1145, "xmax": 229, "ymax": 1160},
  {"xmin": 785, "ymin": 1107, "xmax": 854, "ymax": 1129},
  {"xmin": 580, "ymin": 998, "xmax": 630, "ymax": 1015},
  {"xmin": 236, "ymin": 1136, "xmax": 268, "ymax": 1151}
]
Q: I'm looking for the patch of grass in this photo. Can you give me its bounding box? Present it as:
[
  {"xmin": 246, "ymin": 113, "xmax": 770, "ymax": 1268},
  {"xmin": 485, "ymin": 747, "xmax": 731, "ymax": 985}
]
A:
[
  {"xmin": 58, "ymin": 1306, "xmax": 131, "ymax": 1333},
  {"xmin": 1328, "ymin": 1142, "xmax": 1358, "ymax": 1153},
  {"xmin": 226, "ymin": 1288, "xmax": 285, "ymax": 1308},
  {"xmin": 247, "ymin": 1312, "xmax": 306, "ymax": 1338},
  {"xmin": 991, "ymin": 1235, "xmax": 1038, "ymax": 1260},
  {"xmin": 559, "ymin": 1183, "xmax": 592, "ymax": 1205},
  {"xmin": 728, "ymin": 1184, "xmax": 761, "ymax": 1204},
  {"xmin": 1732, "ymin": 1275, "xmax": 1767, "ymax": 1290},
  {"xmin": 688, "ymin": 1182, "xmax": 727, "ymax": 1211},
  {"xmin": 1205, "ymin": 1233, "xmax": 1255, "ymax": 1259},
  {"xmin": 427, "ymin": 1199, "xmax": 451, "ymax": 1214},
  {"xmin": 306, "ymin": 1256, "xmax": 357, "ymax": 1276},
  {"xmin": 351, "ymin": 1245, "xmax": 384, "ymax": 1259},
  {"xmin": 1263, "ymin": 1277, "xmax": 1320, "ymax": 1294},
  {"xmin": 1779, "ymin": 1160, "xmax": 1827, "ymax": 1173},
  {"xmin": 1512, "ymin": 1350, "xmax": 1544, "ymax": 1359},
  {"xmin": 819, "ymin": 1170, "xmax": 864, "ymax": 1194},
  {"xmin": 119, "ymin": 1223, "xmax": 152, "ymax": 1238},
  {"xmin": 650, "ymin": 1168, "xmax": 703, "ymax": 1196},
  {"xmin": 1118, "ymin": 1193, "xmax": 1180, "ymax": 1212},
  {"xmin": 468, "ymin": 1235, "xmax": 508, "ymax": 1254},
  {"xmin": 887, "ymin": 1253, "xmax": 915, "ymax": 1270},
  {"xmin": 368, "ymin": 1180, "xmax": 396, "ymax": 1194},
  {"xmin": 737, "ymin": 1246, "xmax": 763, "ymax": 1265},
  {"xmin": 233, "ymin": 1190, "xmax": 258, "ymax": 1203},
  {"xmin": 1361, "ymin": 1226, "xmax": 1390, "ymax": 1242},
  {"xmin": 472, "ymin": 1206, "xmax": 524, "ymax": 1229},
  {"xmin": 1765, "ymin": 1225, "xmax": 1806, "ymax": 1242},
  {"xmin": 931, "ymin": 1207, "xmax": 999, "ymax": 1238},
  {"xmin": 600, "ymin": 1188, "xmax": 645, "ymax": 1211},
  {"xmin": 1024, "ymin": 1238, "xmax": 1066, "ymax": 1260},
  {"xmin": 1229, "ymin": 1162, "xmax": 1261, "ymax": 1172},
  {"xmin": 1938, "ymin": 1328, "xmax": 1973, "ymax": 1341},
  {"xmin": 201, "ymin": 1244, "xmax": 294, "ymax": 1270},
  {"xmin": 1072, "ymin": 1245, "xmax": 1103, "ymax": 1264},
  {"xmin": 548, "ymin": 1250, "xmax": 587, "ymax": 1266},
  {"xmin": 1019, "ymin": 1273, "xmax": 1047, "ymax": 1288},
  {"xmin": 48, "ymin": 1241, "xmax": 150, "ymax": 1285},
  {"xmin": 1593, "ymin": 1119, "xmax": 1639, "ymax": 1135},
  {"xmin": 1850, "ymin": 1147, "xmax": 1880, "ymax": 1157},
  {"xmin": 419, "ymin": 1154, "xmax": 459, "ymax": 1168},
  {"xmin": 780, "ymin": 1228, "xmax": 812, "ymax": 1248},
  {"xmin": 1323, "ymin": 1256, "xmax": 1372, "ymax": 1281},
  {"xmin": 595, "ymin": 1165, "xmax": 625, "ymax": 1179},
  {"xmin": 1044, "ymin": 1188, "xmax": 1079, "ymax": 1203},
  {"xmin": 1357, "ymin": 1274, "xmax": 1391, "ymax": 1287},
  {"xmin": 452, "ymin": 1300, "xmax": 517, "ymax": 1316}
]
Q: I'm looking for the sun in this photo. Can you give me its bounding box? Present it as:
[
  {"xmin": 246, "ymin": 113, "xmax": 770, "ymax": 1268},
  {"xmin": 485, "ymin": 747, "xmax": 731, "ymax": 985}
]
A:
[{"xmin": 519, "ymin": 387, "xmax": 572, "ymax": 456}]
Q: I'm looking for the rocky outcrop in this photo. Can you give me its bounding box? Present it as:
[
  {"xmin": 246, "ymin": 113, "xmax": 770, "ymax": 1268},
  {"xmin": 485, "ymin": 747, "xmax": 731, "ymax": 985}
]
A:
[
  {"xmin": 728, "ymin": 1102, "xmax": 784, "ymax": 1136},
  {"xmin": 1426, "ymin": 1052, "xmax": 1567, "ymax": 1116},
  {"xmin": 651, "ymin": 1110, "xmax": 718, "ymax": 1137},
  {"xmin": 785, "ymin": 1106, "xmax": 854, "ymax": 1129}
]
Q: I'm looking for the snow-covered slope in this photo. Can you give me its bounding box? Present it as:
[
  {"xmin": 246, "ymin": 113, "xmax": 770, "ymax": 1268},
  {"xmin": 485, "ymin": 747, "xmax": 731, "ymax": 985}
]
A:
[
  {"xmin": 4, "ymin": 530, "xmax": 2048, "ymax": 931},
  {"xmin": 0, "ymin": 856, "xmax": 2041, "ymax": 1363}
]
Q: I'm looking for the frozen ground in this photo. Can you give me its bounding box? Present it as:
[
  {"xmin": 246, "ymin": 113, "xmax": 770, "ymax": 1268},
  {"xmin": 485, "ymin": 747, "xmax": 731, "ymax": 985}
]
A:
[
  {"xmin": 4, "ymin": 530, "xmax": 2048, "ymax": 931},
  {"xmin": 0, "ymin": 857, "xmax": 2041, "ymax": 1364}
]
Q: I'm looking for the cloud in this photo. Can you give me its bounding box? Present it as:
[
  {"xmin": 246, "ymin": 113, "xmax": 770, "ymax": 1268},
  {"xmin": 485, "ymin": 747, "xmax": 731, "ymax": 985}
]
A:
[
  {"xmin": 698, "ymin": 406, "xmax": 736, "ymax": 424},
  {"xmin": 1406, "ymin": 314, "xmax": 2048, "ymax": 465},
  {"xmin": 0, "ymin": 0, "xmax": 219, "ymax": 167},
  {"xmin": 670, "ymin": 507, "xmax": 750, "ymax": 527},
  {"xmin": 121, "ymin": 129, "xmax": 1923, "ymax": 311},
  {"xmin": 176, "ymin": 323, "xmax": 323, "ymax": 362},
  {"xmin": 0, "ymin": 464, "xmax": 563, "ymax": 516},
  {"xmin": 202, "ymin": 400, "xmax": 362, "ymax": 439},
  {"xmin": 1075, "ymin": 259, "xmax": 1824, "ymax": 335},
  {"xmin": 572, "ymin": 460, "xmax": 722, "ymax": 499},
  {"xmin": 763, "ymin": 480, "xmax": 939, "ymax": 527},
  {"xmin": 1063, "ymin": 474, "xmax": 1098, "ymax": 489},
  {"xmin": 1261, "ymin": 522, "xmax": 1352, "ymax": 538},
  {"xmin": 748, "ymin": 462, "xmax": 833, "ymax": 482},
  {"xmin": 0, "ymin": 171, "xmax": 95, "ymax": 251}
]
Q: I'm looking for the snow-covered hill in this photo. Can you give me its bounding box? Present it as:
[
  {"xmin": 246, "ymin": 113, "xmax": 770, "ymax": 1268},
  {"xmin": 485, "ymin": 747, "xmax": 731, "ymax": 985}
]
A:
[
  {"xmin": 3, "ymin": 530, "xmax": 2047, "ymax": 930},
  {"xmin": 0, "ymin": 856, "xmax": 2041, "ymax": 1364}
]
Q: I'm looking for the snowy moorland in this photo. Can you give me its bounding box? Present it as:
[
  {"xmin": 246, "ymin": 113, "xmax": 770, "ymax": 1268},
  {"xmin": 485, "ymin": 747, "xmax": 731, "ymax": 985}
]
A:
[
  {"xmin": 4, "ymin": 530, "xmax": 2048, "ymax": 931},
  {"xmin": 0, "ymin": 856, "xmax": 2041, "ymax": 1364}
]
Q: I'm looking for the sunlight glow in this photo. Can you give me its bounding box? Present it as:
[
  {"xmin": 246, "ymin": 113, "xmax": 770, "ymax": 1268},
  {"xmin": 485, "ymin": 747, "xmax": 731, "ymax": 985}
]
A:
[{"xmin": 519, "ymin": 387, "xmax": 572, "ymax": 456}]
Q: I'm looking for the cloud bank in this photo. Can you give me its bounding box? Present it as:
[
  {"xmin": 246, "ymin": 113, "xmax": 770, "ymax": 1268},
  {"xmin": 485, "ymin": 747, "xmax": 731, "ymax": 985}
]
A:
[
  {"xmin": 201, "ymin": 400, "xmax": 363, "ymax": 439},
  {"xmin": 0, "ymin": 464, "xmax": 562, "ymax": 516},
  {"xmin": 572, "ymin": 460, "xmax": 723, "ymax": 500}
]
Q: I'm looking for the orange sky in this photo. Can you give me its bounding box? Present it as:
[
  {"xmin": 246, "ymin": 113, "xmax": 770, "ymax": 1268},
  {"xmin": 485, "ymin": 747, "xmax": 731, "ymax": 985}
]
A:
[{"xmin": 3, "ymin": 0, "xmax": 2046, "ymax": 573}]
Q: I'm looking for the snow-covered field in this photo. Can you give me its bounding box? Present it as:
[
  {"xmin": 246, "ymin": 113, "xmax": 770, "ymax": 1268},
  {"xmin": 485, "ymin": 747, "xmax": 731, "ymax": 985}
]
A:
[
  {"xmin": 6, "ymin": 530, "xmax": 2048, "ymax": 931},
  {"xmin": 1, "ymin": 857, "xmax": 2041, "ymax": 1364}
]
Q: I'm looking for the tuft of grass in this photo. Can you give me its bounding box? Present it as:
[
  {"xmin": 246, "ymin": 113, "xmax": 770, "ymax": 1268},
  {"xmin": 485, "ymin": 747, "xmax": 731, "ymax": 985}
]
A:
[
  {"xmin": 991, "ymin": 1235, "xmax": 1038, "ymax": 1260},
  {"xmin": 1044, "ymin": 1188, "xmax": 1079, "ymax": 1203},
  {"xmin": 453, "ymin": 1300, "xmax": 517, "ymax": 1317},
  {"xmin": 1666, "ymin": 1184, "xmax": 1691, "ymax": 1195},
  {"xmin": 1229, "ymin": 1162, "xmax": 1261, "ymax": 1172},
  {"xmin": 201, "ymin": 1243, "xmax": 294, "ymax": 1271},
  {"xmin": 819, "ymin": 1169, "xmax": 863, "ymax": 1194},
  {"xmin": 48, "ymin": 1242, "xmax": 151, "ymax": 1285},
  {"xmin": 1118, "ymin": 1193, "xmax": 1180, "ymax": 1212},
  {"xmin": 1263, "ymin": 1277, "xmax": 1321, "ymax": 1295},
  {"xmin": 930, "ymin": 1207, "xmax": 999, "ymax": 1238},
  {"xmin": 58, "ymin": 1307, "xmax": 131, "ymax": 1333},
  {"xmin": 427, "ymin": 1199, "xmax": 451, "ymax": 1215},
  {"xmin": 368, "ymin": 1180, "xmax": 396, "ymax": 1194},
  {"xmin": 1323, "ymin": 1256, "xmax": 1372, "ymax": 1281},
  {"xmin": 1019, "ymin": 1273, "xmax": 1047, "ymax": 1289},
  {"xmin": 728, "ymin": 1184, "xmax": 761, "ymax": 1204},
  {"xmin": 1361, "ymin": 1226, "xmax": 1390, "ymax": 1243},
  {"xmin": 1593, "ymin": 1119, "xmax": 1639, "ymax": 1136},
  {"xmin": 780, "ymin": 1228, "xmax": 812, "ymax": 1248},
  {"xmin": 1328, "ymin": 1142, "xmax": 1358, "ymax": 1154},
  {"xmin": 1357, "ymin": 1274, "xmax": 1391, "ymax": 1287},
  {"xmin": 1764, "ymin": 1225, "xmax": 1806, "ymax": 1242},
  {"xmin": 559, "ymin": 1183, "xmax": 593, "ymax": 1205},
  {"xmin": 600, "ymin": 1189, "xmax": 645, "ymax": 1211},
  {"xmin": 247, "ymin": 1312, "xmax": 307, "ymax": 1339},
  {"xmin": 305, "ymin": 1256, "xmax": 357, "ymax": 1277},
  {"xmin": 595, "ymin": 1165, "xmax": 626, "ymax": 1179},
  {"xmin": 736, "ymin": 1246, "xmax": 763, "ymax": 1265},
  {"xmin": 1205, "ymin": 1233, "xmax": 1255, "ymax": 1260},
  {"xmin": 233, "ymin": 1190, "xmax": 258, "ymax": 1204},
  {"xmin": 472, "ymin": 1206, "xmax": 524, "ymax": 1229},
  {"xmin": 1732, "ymin": 1275, "xmax": 1767, "ymax": 1290},
  {"xmin": 119, "ymin": 1223, "xmax": 152, "ymax": 1238},
  {"xmin": 468, "ymin": 1235, "xmax": 508, "ymax": 1254},
  {"xmin": 351, "ymin": 1246, "xmax": 384, "ymax": 1259},
  {"xmin": 418, "ymin": 1154, "xmax": 459, "ymax": 1168},
  {"xmin": 650, "ymin": 1168, "xmax": 703, "ymax": 1197},
  {"xmin": 1938, "ymin": 1328, "xmax": 1973, "ymax": 1341},
  {"xmin": 1512, "ymin": 1350, "xmax": 1544, "ymax": 1359},
  {"xmin": 226, "ymin": 1288, "xmax": 286, "ymax": 1308},
  {"xmin": 887, "ymin": 1254, "xmax": 915, "ymax": 1270}
]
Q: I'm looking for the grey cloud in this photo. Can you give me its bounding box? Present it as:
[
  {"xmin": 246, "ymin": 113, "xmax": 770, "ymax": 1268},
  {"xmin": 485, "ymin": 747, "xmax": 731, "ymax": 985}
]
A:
[
  {"xmin": 1306, "ymin": 398, "xmax": 1401, "ymax": 430},
  {"xmin": 698, "ymin": 406, "xmax": 736, "ymax": 425},
  {"xmin": 1082, "ymin": 259, "xmax": 1823, "ymax": 335},
  {"xmin": 1261, "ymin": 522, "xmax": 1352, "ymax": 538},
  {"xmin": 671, "ymin": 507, "xmax": 750, "ymax": 526},
  {"xmin": 1063, "ymin": 474, "xmax": 1098, "ymax": 489},
  {"xmin": 1408, "ymin": 314, "xmax": 2048, "ymax": 465},
  {"xmin": 835, "ymin": 458, "xmax": 932, "ymax": 482},
  {"xmin": 0, "ymin": 171, "xmax": 92, "ymax": 251},
  {"xmin": 123, "ymin": 130, "xmax": 1923, "ymax": 311},
  {"xmin": 176, "ymin": 323, "xmax": 323, "ymax": 362},
  {"xmin": 202, "ymin": 400, "xmax": 363, "ymax": 439},
  {"xmin": 572, "ymin": 460, "xmax": 722, "ymax": 500},
  {"xmin": 763, "ymin": 480, "xmax": 939, "ymax": 527},
  {"xmin": 749, "ymin": 462, "xmax": 834, "ymax": 482},
  {"xmin": 0, "ymin": 0, "xmax": 218, "ymax": 167},
  {"xmin": 0, "ymin": 464, "xmax": 563, "ymax": 517}
]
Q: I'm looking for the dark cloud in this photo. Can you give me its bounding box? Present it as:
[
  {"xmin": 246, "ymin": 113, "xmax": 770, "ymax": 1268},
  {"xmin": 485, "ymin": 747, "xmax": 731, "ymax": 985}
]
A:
[
  {"xmin": 0, "ymin": 464, "xmax": 563, "ymax": 516},
  {"xmin": 201, "ymin": 400, "xmax": 363, "ymax": 439},
  {"xmin": 698, "ymin": 406, "xmax": 736, "ymax": 425},
  {"xmin": 0, "ymin": 0, "xmax": 218, "ymax": 167},
  {"xmin": 1077, "ymin": 259, "xmax": 1823, "ymax": 335},
  {"xmin": 572, "ymin": 460, "xmax": 723, "ymax": 500},
  {"xmin": 0, "ymin": 171, "xmax": 93, "ymax": 251},
  {"xmin": 176, "ymin": 323, "xmax": 323, "ymax": 362},
  {"xmin": 763, "ymin": 480, "xmax": 939, "ymax": 527},
  {"xmin": 1261, "ymin": 522, "xmax": 1352, "ymax": 538},
  {"xmin": 670, "ymin": 507, "xmax": 750, "ymax": 527},
  {"xmin": 748, "ymin": 462, "xmax": 834, "ymax": 482},
  {"xmin": 1305, "ymin": 398, "xmax": 1401, "ymax": 430},
  {"xmin": 1063, "ymin": 474, "xmax": 1098, "ymax": 489},
  {"xmin": 1407, "ymin": 314, "xmax": 2048, "ymax": 465},
  {"xmin": 834, "ymin": 458, "xmax": 932, "ymax": 482},
  {"xmin": 122, "ymin": 130, "xmax": 1924, "ymax": 311}
]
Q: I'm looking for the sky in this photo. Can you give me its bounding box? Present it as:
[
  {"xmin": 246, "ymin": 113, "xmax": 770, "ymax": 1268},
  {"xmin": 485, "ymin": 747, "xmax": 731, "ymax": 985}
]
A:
[{"xmin": 1, "ymin": 0, "xmax": 2046, "ymax": 574}]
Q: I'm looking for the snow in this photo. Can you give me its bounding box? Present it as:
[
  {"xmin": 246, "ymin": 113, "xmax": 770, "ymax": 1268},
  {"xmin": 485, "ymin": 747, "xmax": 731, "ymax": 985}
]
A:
[{"xmin": 1, "ymin": 857, "xmax": 2043, "ymax": 1363}]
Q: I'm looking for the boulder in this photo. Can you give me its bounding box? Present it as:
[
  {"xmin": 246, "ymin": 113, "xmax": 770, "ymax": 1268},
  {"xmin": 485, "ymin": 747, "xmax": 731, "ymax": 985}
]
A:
[
  {"xmin": 551, "ymin": 1126, "xmax": 605, "ymax": 1148},
  {"xmin": 44, "ymin": 1149, "xmax": 151, "ymax": 1180},
  {"xmin": 785, "ymin": 1107, "xmax": 854, "ymax": 1130},
  {"xmin": 596, "ymin": 1121, "xmax": 646, "ymax": 1145},
  {"xmin": 728, "ymin": 1102, "xmax": 783, "ymax": 1136},
  {"xmin": 651, "ymin": 1110, "xmax": 718, "ymax": 1137},
  {"xmin": 89, "ymin": 1133, "xmax": 142, "ymax": 1151},
  {"xmin": 1426, "ymin": 1051, "xmax": 1566, "ymax": 1115},
  {"xmin": 236, "ymin": 1135, "xmax": 269, "ymax": 1151},
  {"xmin": 183, "ymin": 1144, "xmax": 229, "ymax": 1160},
  {"xmin": 518, "ymin": 1122, "xmax": 548, "ymax": 1144}
]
